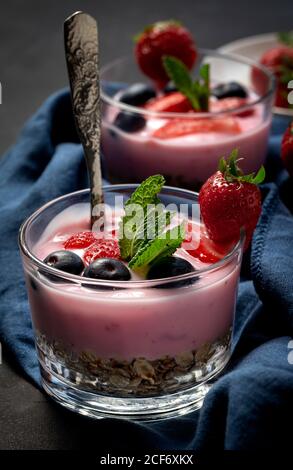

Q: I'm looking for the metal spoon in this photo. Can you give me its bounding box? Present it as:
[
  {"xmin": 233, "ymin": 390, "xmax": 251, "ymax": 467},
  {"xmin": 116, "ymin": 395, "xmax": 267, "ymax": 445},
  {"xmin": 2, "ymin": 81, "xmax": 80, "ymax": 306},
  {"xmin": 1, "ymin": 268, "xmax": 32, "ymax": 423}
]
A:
[{"xmin": 64, "ymin": 11, "xmax": 104, "ymax": 229}]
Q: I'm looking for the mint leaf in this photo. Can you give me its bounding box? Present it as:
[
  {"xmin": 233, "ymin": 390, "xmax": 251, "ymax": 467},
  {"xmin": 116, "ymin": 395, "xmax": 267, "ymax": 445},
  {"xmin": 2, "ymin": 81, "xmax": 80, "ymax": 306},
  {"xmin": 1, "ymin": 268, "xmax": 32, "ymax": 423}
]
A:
[
  {"xmin": 162, "ymin": 56, "xmax": 200, "ymax": 109},
  {"xmin": 143, "ymin": 206, "xmax": 173, "ymax": 240},
  {"xmin": 125, "ymin": 174, "xmax": 164, "ymax": 208},
  {"xmin": 119, "ymin": 174, "xmax": 186, "ymax": 270},
  {"xmin": 200, "ymin": 63, "xmax": 209, "ymax": 82},
  {"xmin": 129, "ymin": 206, "xmax": 173, "ymax": 258},
  {"xmin": 163, "ymin": 56, "xmax": 193, "ymax": 93},
  {"xmin": 119, "ymin": 175, "xmax": 165, "ymax": 260},
  {"xmin": 129, "ymin": 223, "xmax": 185, "ymax": 269},
  {"xmin": 198, "ymin": 63, "xmax": 210, "ymax": 111},
  {"xmin": 163, "ymin": 56, "xmax": 210, "ymax": 111},
  {"xmin": 119, "ymin": 175, "xmax": 177, "ymax": 261}
]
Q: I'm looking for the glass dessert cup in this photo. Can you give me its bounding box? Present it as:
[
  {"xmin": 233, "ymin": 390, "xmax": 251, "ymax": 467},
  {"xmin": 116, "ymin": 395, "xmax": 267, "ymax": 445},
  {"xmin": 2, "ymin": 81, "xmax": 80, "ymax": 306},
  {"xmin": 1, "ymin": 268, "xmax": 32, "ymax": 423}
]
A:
[
  {"xmin": 19, "ymin": 186, "xmax": 244, "ymax": 421},
  {"xmin": 101, "ymin": 49, "xmax": 275, "ymax": 189}
]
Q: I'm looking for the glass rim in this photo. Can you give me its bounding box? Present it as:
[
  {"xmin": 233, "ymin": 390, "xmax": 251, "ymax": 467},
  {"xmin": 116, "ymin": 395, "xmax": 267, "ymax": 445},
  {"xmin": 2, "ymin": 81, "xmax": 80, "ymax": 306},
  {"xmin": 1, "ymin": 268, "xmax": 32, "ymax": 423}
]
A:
[
  {"xmin": 100, "ymin": 48, "xmax": 276, "ymax": 120},
  {"xmin": 19, "ymin": 185, "xmax": 245, "ymax": 288}
]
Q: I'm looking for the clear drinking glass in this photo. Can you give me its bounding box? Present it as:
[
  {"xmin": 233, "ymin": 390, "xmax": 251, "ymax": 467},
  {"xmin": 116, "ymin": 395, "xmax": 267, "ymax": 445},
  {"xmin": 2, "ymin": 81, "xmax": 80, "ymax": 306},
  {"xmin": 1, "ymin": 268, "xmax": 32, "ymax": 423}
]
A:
[
  {"xmin": 101, "ymin": 49, "xmax": 275, "ymax": 189},
  {"xmin": 19, "ymin": 186, "xmax": 244, "ymax": 420}
]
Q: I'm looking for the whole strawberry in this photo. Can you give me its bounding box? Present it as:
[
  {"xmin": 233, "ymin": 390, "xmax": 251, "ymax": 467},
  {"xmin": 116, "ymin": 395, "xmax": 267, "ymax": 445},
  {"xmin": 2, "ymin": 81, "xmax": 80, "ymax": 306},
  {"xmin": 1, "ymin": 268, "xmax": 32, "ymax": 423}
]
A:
[
  {"xmin": 261, "ymin": 46, "xmax": 293, "ymax": 107},
  {"xmin": 281, "ymin": 121, "xmax": 293, "ymax": 177},
  {"xmin": 134, "ymin": 20, "xmax": 197, "ymax": 89},
  {"xmin": 199, "ymin": 150, "xmax": 265, "ymax": 250},
  {"xmin": 252, "ymin": 32, "xmax": 293, "ymax": 108}
]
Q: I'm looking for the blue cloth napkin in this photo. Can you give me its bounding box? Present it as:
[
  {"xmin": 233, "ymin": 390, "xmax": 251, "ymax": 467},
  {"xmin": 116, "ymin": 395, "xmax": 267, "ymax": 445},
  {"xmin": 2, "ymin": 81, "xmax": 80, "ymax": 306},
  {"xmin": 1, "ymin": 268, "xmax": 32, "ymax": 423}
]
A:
[{"xmin": 0, "ymin": 87, "xmax": 293, "ymax": 450}]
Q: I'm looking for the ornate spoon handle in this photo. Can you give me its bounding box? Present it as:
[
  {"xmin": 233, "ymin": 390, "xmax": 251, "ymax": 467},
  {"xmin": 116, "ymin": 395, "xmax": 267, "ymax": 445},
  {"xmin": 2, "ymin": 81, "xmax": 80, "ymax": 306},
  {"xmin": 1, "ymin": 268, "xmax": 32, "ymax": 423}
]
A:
[{"xmin": 64, "ymin": 11, "xmax": 104, "ymax": 228}]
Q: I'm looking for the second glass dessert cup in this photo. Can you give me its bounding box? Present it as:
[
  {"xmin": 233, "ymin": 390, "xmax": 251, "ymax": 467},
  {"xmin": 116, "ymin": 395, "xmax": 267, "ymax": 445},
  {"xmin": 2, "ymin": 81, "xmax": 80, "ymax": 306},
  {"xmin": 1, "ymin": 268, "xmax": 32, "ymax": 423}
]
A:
[
  {"xmin": 19, "ymin": 185, "xmax": 244, "ymax": 420},
  {"xmin": 101, "ymin": 49, "xmax": 275, "ymax": 189}
]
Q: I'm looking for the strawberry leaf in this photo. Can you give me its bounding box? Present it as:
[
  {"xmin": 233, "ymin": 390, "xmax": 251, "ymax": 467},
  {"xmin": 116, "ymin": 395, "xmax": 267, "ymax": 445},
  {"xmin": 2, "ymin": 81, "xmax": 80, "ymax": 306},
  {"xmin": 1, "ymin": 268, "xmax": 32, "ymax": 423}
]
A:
[
  {"xmin": 134, "ymin": 20, "xmax": 181, "ymax": 43},
  {"xmin": 228, "ymin": 149, "xmax": 241, "ymax": 177},
  {"xmin": 219, "ymin": 149, "xmax": 266, "ymax": 185},
  {"xmin": 250, "ymin": 166, "xmax": 266, "ymax": 184},
  {"xmin": 218, "ymin": 157, "xmax": 227, "ymax": 174},
  {"xmin": 278, "ymin": 31, "xmax": 293, "ymax": 47}
]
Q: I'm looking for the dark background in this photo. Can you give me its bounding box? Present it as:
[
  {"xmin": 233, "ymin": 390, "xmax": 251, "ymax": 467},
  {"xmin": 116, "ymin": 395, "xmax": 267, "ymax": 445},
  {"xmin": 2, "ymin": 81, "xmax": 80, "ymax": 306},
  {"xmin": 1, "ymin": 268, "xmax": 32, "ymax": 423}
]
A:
[{"xmin": 0, "ymin": 0, "xmax": 292, "ymax": 450}]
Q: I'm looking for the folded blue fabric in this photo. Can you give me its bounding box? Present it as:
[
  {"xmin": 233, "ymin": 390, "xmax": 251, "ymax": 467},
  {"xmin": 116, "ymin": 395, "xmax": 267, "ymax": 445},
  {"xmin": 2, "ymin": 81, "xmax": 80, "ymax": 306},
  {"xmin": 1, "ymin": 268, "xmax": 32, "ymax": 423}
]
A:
[{"xmin": 0, "ymin": 88, "xmax": 292, "ymax": 450}]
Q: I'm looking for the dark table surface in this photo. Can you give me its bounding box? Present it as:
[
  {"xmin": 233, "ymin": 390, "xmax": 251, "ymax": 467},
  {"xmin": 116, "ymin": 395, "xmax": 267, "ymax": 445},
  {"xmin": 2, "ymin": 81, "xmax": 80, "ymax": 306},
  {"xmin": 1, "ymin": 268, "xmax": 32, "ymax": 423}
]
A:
[{"xmin": 0, "ymin": 0, "xmax": 292, "ymax": 450}]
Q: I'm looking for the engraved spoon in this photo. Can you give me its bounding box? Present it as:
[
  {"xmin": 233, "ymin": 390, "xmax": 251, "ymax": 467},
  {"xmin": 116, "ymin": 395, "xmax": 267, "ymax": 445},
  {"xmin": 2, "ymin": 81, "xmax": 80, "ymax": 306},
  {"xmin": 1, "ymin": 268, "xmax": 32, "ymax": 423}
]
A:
[{"xmin": 64, "ymin": 11, "xmax": 104, "ymax": 229}]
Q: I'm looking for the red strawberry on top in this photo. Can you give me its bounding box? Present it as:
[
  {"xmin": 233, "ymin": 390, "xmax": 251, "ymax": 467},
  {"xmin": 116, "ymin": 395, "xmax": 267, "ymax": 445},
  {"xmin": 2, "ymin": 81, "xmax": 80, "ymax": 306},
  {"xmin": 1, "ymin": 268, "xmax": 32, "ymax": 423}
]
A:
[
  {"xmin": 144, "ymin": 91, "xmax": 192, "ymax": 113},
  {"xmin": 281, "ymin": 121, "xmax": 293, "ymax": 177},
  {"xmin": 83, "ymin": 238, "xmax": 120, "ymax": 265},
  {"xmin": 199, "ymin": 149, "xmax": 265, "ymax": 250},
  {"xmin": 134, "ymin": 20, "xmax": 197, "ymax": 89}
]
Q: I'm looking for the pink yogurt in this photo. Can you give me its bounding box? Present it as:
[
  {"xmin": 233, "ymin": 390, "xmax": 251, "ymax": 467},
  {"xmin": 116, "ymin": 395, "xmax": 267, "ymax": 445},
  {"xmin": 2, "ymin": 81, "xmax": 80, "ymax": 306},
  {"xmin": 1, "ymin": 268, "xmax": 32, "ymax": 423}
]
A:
[
  {"xmin": 27, "ymin": 203, "xmax": 241, "ymax": 361},
  {"xmin": 102, "ymin": 99, "xmax": 271, "ymax": 187}
]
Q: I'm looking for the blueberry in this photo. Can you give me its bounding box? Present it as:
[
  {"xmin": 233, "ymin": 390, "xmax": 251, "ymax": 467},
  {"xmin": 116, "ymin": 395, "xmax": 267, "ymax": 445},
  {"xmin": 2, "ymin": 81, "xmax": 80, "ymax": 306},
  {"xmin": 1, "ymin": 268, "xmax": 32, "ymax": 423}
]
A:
[
  {"xmin": 83, "ymin": 258, "xmax": 131, "ymax": 281},
  {"xmin": 147, "ymin": 257, "xmax": 198, "ymax": 288},
  {"xmin": 114, "ymin": 111, "xmax": 146, "ymax": 133},
  {"xmin": 119, "ymin": 83, "xmax": 156, "ymax": 106},
  {"xmin": 163, "ymin": 82, "xmax": 178, "ymax": 94},
  {"xmin": 43, "ymin": 250, "xmax": 84, "ymax": 275},
  {"xmin": 212, "ymin": 81, "xmax": 248, "ymax": 99}
]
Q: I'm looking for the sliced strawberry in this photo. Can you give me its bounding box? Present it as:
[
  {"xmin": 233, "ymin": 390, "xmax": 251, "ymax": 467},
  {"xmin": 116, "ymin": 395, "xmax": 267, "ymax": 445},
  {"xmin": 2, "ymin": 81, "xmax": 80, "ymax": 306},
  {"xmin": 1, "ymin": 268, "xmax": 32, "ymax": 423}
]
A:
[
  {"xmin": 182, "ymin": 223, "xmax": 230, "ymax": 264},
  {"xmin": 63, "ymin": 231, "xmax": 97, "ymax": 249},
  {"xmin": 210, "ymin": 97, "xmax": 254, "ymax": 117},
  {"xmin": 83, "ymin": 238, "xmax": 120, "ymax": 265},
  {"xmin": 144, "ymin": 92, "xmax": 193, "ymax": 113},
  {"xmin": 153, "ymin": 117, "xmax": 241, "ymax": 139}
]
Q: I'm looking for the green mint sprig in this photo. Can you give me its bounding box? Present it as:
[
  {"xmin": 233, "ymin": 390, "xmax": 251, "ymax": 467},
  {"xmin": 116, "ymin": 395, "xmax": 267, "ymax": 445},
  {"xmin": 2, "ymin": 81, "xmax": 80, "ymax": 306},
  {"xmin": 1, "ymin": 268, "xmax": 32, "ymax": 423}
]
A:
[
  {"xmin": 219, "ymin": 149, "xmax": 266, "ymax": 184},
  {"xmin": 129, "ymin": 223, "xmax": 185, "ymax": 269},
  {"xmin": 278, "ymin": 31, "xmax": 293, "ymax": 47},
  {"xmin": 118, "ymin": 175, "xmax": 185, "ymax": 269},
  {"xmin": 163, "ymin": 55, "xmax": 210, "ymax": 111},
  {"xmin": 118, "ymin": 175, "xmax": 164, "ymax": 260}
]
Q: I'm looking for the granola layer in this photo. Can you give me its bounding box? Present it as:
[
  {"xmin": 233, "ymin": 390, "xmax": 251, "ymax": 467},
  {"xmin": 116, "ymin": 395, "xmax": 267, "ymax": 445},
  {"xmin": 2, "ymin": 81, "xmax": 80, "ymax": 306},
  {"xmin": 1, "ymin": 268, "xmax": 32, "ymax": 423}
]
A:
[{"xmin": 37, "ymin": 330, "xmax": 231, "ymax": 396}]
